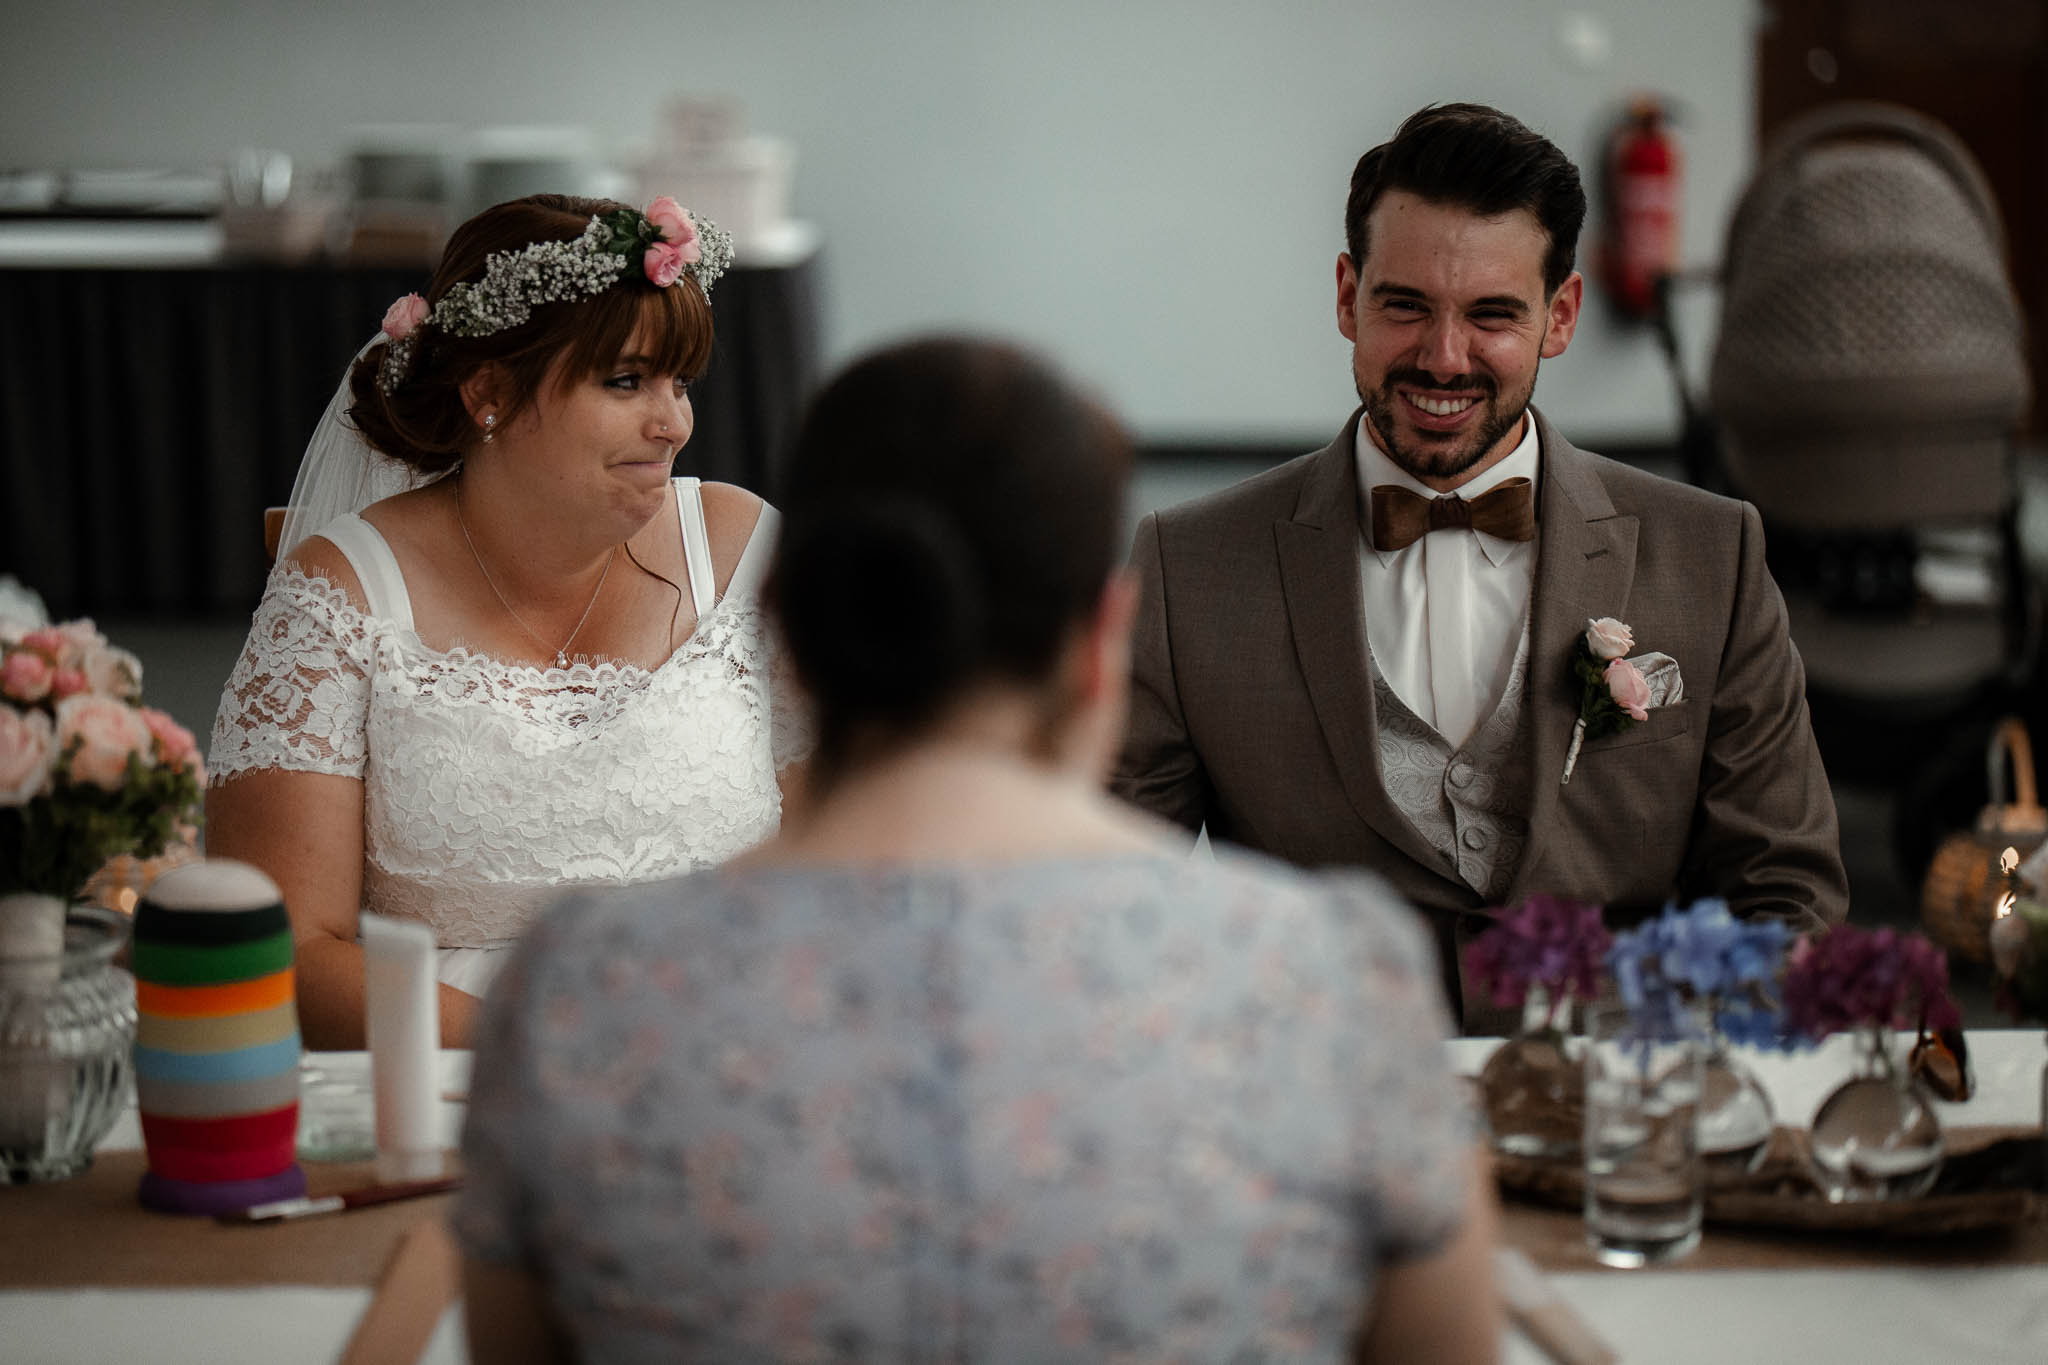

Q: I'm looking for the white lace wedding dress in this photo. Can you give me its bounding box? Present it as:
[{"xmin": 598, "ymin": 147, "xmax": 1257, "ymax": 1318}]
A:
[{"xmin": 209, "ymin": 477, "xmax": 810, "ymax": 997}]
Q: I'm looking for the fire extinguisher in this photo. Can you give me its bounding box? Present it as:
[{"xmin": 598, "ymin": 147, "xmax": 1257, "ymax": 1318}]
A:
[{"xmin": 1598, "ymin": 97, "xmax": 1681, "ymax": 321}]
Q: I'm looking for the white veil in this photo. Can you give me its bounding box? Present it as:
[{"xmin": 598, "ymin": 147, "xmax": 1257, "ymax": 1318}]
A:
[{"xmin": 275, "ymin": 334, "xmax": 437, "ymax": 561}]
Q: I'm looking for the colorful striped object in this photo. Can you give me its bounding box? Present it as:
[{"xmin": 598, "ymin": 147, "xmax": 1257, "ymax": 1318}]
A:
[{"xmin": 132, "ymin": 860, "xmax": 309, "ymax": 1215}]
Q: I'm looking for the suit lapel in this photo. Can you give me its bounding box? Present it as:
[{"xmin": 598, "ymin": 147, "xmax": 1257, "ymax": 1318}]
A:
[
  {"xmin": 1507, "ymin": 414, "xmax": 1640, "ymax": 905},
  {"xmin": 1276, "ymin": 413, "xmax": 1457, "ymax": 879}
]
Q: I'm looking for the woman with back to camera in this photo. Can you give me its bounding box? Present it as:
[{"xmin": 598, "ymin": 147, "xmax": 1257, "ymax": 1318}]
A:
[
  {"xmin": 206, "ymin": 194, "xmax": 810, "ymax": 1048},
  {"xmin": 456, "ymin": 337, "xmax": 1501, "ymax": 1363}
]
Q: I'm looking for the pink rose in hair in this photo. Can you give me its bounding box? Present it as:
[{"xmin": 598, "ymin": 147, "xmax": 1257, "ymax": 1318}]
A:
[
  {"xmin": 644, "ymin": 239, "xmax": 687, "ymax": 288},
  {"xmin": 0, "ymin": 706, "xmax": 55, "ymax": 806},
  {"xmin": 50, "ymin": 667, "xmax": 89, "ymax": 701},
  {"xmin": 381, "ymin": 293, "xmax": 430, "ymax": 340},
  {"xmin": 54, "ymin": 694, "xmax": 151, "ymax": 792},
  {"xmin": 1, "ymin": 650, "xmax": 53, "ymax": 703},
  {"xmin": 1584, "ymin": 617, "xmax": 1634, "ymax": 661},
  {"xmin": 141, "ymin": 706, "xmax": 203, "ymax": 778},
  {"xmin": 1604, "ymin": 657, "xmax": 1652, "ymax": 722},
  {"xmin": 644, "ymin": 196, "xmax": 701, "ymax": 262},
  {"xmin": 645, "ymin": 195, "xmax": 687, "ymax": 238}
]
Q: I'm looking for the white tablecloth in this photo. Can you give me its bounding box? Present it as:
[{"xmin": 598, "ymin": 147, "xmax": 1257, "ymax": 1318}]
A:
[
  {"xmin": 7, "ymin": 1052, "xmax": 470, "ymax": 1365},
  {"xmin": 8, "ymin": 1041, "xmax": 2046, "ymax": 1364},
  {"xmin": 1461, "ymin": 1031, "xmax": 2048, "ymax": 1365}
]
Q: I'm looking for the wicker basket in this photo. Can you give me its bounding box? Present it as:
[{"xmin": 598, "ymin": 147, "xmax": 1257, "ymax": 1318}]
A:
[{"xmin": 1921, "ymin": 718, "xmax": 2047, "ymax": 960}]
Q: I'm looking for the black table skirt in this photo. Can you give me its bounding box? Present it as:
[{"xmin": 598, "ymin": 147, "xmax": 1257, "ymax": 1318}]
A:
[{"xmin": 0, "ymin": 256, "xmax": 821, "ymax": 618}]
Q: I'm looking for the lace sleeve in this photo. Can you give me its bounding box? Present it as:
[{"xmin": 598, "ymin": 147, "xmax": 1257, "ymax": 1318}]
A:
[
  {"xmin": 766, "ymin": 620, "xmax": 818, "ymax": 775},
  {"xmin": 207, "ymin": 571, "xmax": 378, "ymax": 784}
]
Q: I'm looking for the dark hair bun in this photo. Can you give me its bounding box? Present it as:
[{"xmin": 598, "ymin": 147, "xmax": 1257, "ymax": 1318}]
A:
[
  {"xmin": 775, "ymin": 497, "xmax": 985, "ymax": 726},
  {"xmin": 770, "ymin": 336, "xmax": 1133, "ymax": 766}
]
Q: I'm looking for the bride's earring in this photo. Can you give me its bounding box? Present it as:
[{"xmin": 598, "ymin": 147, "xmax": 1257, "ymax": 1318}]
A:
[{"xmin": 482, "ymin": 412, "xmax": 496, "ymax": 445}]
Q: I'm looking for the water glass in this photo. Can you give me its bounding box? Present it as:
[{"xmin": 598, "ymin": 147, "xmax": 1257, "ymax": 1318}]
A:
[
  {"xmin": 297, "ymin": 1058, "xmax": 376, "ymax": 1163},
  {"xmin": 1583, "ymin": 1003, "xmax": 1705, "ymax": 1268}
]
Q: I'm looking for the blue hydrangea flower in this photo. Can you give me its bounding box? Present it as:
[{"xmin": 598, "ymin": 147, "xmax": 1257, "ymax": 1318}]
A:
[{"xmin": 1605, "ymin": 898, "xmax": 1805, "ymax": 1052}]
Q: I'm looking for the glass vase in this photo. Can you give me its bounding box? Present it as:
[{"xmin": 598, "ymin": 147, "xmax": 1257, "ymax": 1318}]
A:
[
  {"xmin": 1696, "ymin": 1035, "xmax": 1775, "ymax": 1179},
  {"xmin": 1479, "ymin": 986, "xmax": 1583, "ymax": 1160},
  {"xmin": 0, "ymin": 901, "xmax": 137, "ymax": 1183},
  {"xmin": 1807, "ymin": 1027, "xmax": 1944, "ymax": 1202}
]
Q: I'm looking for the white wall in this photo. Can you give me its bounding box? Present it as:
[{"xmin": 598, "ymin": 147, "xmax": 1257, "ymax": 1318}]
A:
[{"xmin": 1, "ymin": 0, "xmax": 1756, "ymax": 446}]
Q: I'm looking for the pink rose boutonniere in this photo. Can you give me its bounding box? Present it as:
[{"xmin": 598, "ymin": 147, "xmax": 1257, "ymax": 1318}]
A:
[{"xmin": 1562, "ymin": 616, "xmax": 1684, "ymax": 784}]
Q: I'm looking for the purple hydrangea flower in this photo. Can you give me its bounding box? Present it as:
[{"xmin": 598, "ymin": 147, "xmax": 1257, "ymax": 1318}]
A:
[
  {"xmin": 1781, "ymin": 925, "xmax": 1960, "ymax": 1041},
  {"xmin": 1462, "ymin": 894, "xmax": 1612, "ymax": 1015}
]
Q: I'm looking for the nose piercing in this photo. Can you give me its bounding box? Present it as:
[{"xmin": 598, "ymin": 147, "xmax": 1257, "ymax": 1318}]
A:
[{"xmin": 660, "ymin": 423, "xmax": 669, "ymax": 434}]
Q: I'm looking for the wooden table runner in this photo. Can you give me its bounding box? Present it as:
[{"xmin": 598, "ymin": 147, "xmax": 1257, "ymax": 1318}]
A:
[
  {"xmin": 0, "ymin": 1151, "xmax": 459, "ymax": 1288},
  {"xmin": 1502, "ymin": 1124, "xmax": 2048, "ymax": 1272},
  {"xmin": 1504, "ymin": 1199, "xmax": 2048, "ymax": 1272}
]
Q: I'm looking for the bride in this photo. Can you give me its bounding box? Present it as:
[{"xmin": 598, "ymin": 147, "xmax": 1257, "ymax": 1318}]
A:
[{"xmin": 207, "ymin": 193, "xmax": 809, "ymax": 1047}]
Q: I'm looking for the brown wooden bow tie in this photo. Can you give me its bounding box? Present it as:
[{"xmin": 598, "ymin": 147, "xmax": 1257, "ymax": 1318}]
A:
[{"xmin": 1369, "ymin": 477, "xmax": 1536, "ymax": 552}]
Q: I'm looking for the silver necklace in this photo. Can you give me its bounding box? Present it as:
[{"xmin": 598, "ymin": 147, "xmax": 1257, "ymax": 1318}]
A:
[{"xmin": 456, "ymin": 481, "xmax": 616, "ymax": 669}]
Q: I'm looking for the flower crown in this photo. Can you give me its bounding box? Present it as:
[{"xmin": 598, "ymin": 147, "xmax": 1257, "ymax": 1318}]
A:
[{"xmin": 375, "ymin": 197, "xmax": 734, "ymax": 394}]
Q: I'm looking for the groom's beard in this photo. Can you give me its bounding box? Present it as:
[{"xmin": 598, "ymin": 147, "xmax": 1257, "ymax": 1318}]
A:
[{"xmin": 1358, "ymin": 363, "xmax": 1537, "ymax": 485}]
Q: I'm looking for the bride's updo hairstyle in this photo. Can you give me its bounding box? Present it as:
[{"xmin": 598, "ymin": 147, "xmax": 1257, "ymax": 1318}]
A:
[
  {"xmin": 346, "ymin": 193, "xmax": 715, "ymax": 475},
  {"xmin": 771, "ymin": 337, "xmax": 1132, "ymax": 768}
]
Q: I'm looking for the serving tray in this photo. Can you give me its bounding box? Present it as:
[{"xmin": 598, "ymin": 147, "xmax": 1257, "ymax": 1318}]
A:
[{"xmin": 1495, "ymin": 1125, "xmax": 2044, "ymax": 1236}]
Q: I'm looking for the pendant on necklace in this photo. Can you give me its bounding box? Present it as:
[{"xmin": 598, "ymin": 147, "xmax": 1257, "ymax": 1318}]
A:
[{"xmin": 555, "ymin": 651, "xmax": 569, "ymax": 668}]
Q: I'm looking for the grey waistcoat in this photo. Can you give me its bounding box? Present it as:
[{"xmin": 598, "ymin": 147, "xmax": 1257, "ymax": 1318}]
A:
[{"xmin": 1366, "ymin": 615, "xmax": 1535, "ymax": 902}]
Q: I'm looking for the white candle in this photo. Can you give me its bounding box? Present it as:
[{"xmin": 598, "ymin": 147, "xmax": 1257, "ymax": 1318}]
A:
[{"xmin": 362, "ymin": 913, "xmax": 443, "ymax": 1181}]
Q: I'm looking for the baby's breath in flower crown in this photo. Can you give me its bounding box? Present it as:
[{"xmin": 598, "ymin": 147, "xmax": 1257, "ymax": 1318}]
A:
[{"xmin": 376, "ymin": 197, "xmax": 734, "ymax": 394}]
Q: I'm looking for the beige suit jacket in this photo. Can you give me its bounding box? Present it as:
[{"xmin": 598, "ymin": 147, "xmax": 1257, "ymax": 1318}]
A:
[{"xmin": 1112, "ymin": 409, "xmax": 1849, "ymax": 1022}]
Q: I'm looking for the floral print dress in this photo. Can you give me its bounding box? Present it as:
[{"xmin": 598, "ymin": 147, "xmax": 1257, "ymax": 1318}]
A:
[{"xmin": 456, "ymin": 848, "xmax": 1470, "ymax": 1362}]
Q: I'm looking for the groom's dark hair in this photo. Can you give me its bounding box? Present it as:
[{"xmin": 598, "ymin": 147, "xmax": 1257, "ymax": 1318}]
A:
[{"xmin": 1345, "ymin": 103, "xmax": 1587, "ymax": 295}]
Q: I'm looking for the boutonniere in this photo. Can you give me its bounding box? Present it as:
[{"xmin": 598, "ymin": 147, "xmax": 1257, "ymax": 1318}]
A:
[{"xmin": 1561, "ymin": 617, "xmax": 1684, "ymax": 784}]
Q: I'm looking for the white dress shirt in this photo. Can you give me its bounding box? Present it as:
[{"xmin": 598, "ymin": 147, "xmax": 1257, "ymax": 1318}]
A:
[{"xmin": 1356, "ymin": 415, "xmax": 1540, "ymax": 749}]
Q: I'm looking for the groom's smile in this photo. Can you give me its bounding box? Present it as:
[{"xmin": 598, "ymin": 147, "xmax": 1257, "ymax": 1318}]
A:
[{"xmin": 1336, "ymin": 190, "xmax": 1580, "ymax": 492}]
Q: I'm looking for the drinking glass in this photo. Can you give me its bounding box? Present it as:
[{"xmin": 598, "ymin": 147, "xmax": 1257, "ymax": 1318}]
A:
[
  {"xmin": 296, "ymin": 1057, "xmax": 376, "ymax": 1163},
  {"xmin": 1583, "ymin": 1002, "xmax": 1705, "ymax": 1268}
]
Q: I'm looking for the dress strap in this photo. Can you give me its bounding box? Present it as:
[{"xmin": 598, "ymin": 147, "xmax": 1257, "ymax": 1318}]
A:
[
  {"xmin": 316, "ymin": 514, "xmax": 415, "ymax": 633},
  {"xmin": 673, "ymin": 477, "xmax": 716, "ymax": 619}
]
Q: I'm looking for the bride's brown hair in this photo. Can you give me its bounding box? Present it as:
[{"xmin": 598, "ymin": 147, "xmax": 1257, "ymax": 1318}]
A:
[{"xmin": 346, "ymin": 193, "xmax": 716, "ymax": 476}]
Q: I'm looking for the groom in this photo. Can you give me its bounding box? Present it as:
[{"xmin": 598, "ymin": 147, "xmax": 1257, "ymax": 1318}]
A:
[{"xmin": 1111, "ymin": 103, "xmax": 1847, "ymax": 1024}]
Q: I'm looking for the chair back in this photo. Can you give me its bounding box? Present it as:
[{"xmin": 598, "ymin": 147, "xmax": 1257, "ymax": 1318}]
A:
[{"xmin": 263, "ymin": 508, "xmax": 287, "ymax": 567}]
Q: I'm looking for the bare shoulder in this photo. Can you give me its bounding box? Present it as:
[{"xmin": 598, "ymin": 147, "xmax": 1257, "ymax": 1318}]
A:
[
  {"xmin": 357, "ymin": 483, "xmax": 452, "ymax": 558},
  {"xmin": 699, "ymin": 481, "xmax": 767, "ymax": 592},
  {"xmin": 277, "ymin": 534, "xmax": 369, "ymax": 611}
]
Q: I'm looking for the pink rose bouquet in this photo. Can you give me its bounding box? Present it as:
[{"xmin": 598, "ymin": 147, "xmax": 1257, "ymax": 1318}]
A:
[{"xmin": 1, "ymin": 612, "xmax": 203, "ymax": 899}]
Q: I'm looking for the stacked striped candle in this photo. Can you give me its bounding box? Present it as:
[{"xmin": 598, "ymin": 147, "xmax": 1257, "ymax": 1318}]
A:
[{"xmin": 132, "ymin": 859, "xmax": 308, "ymax": 1215}]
